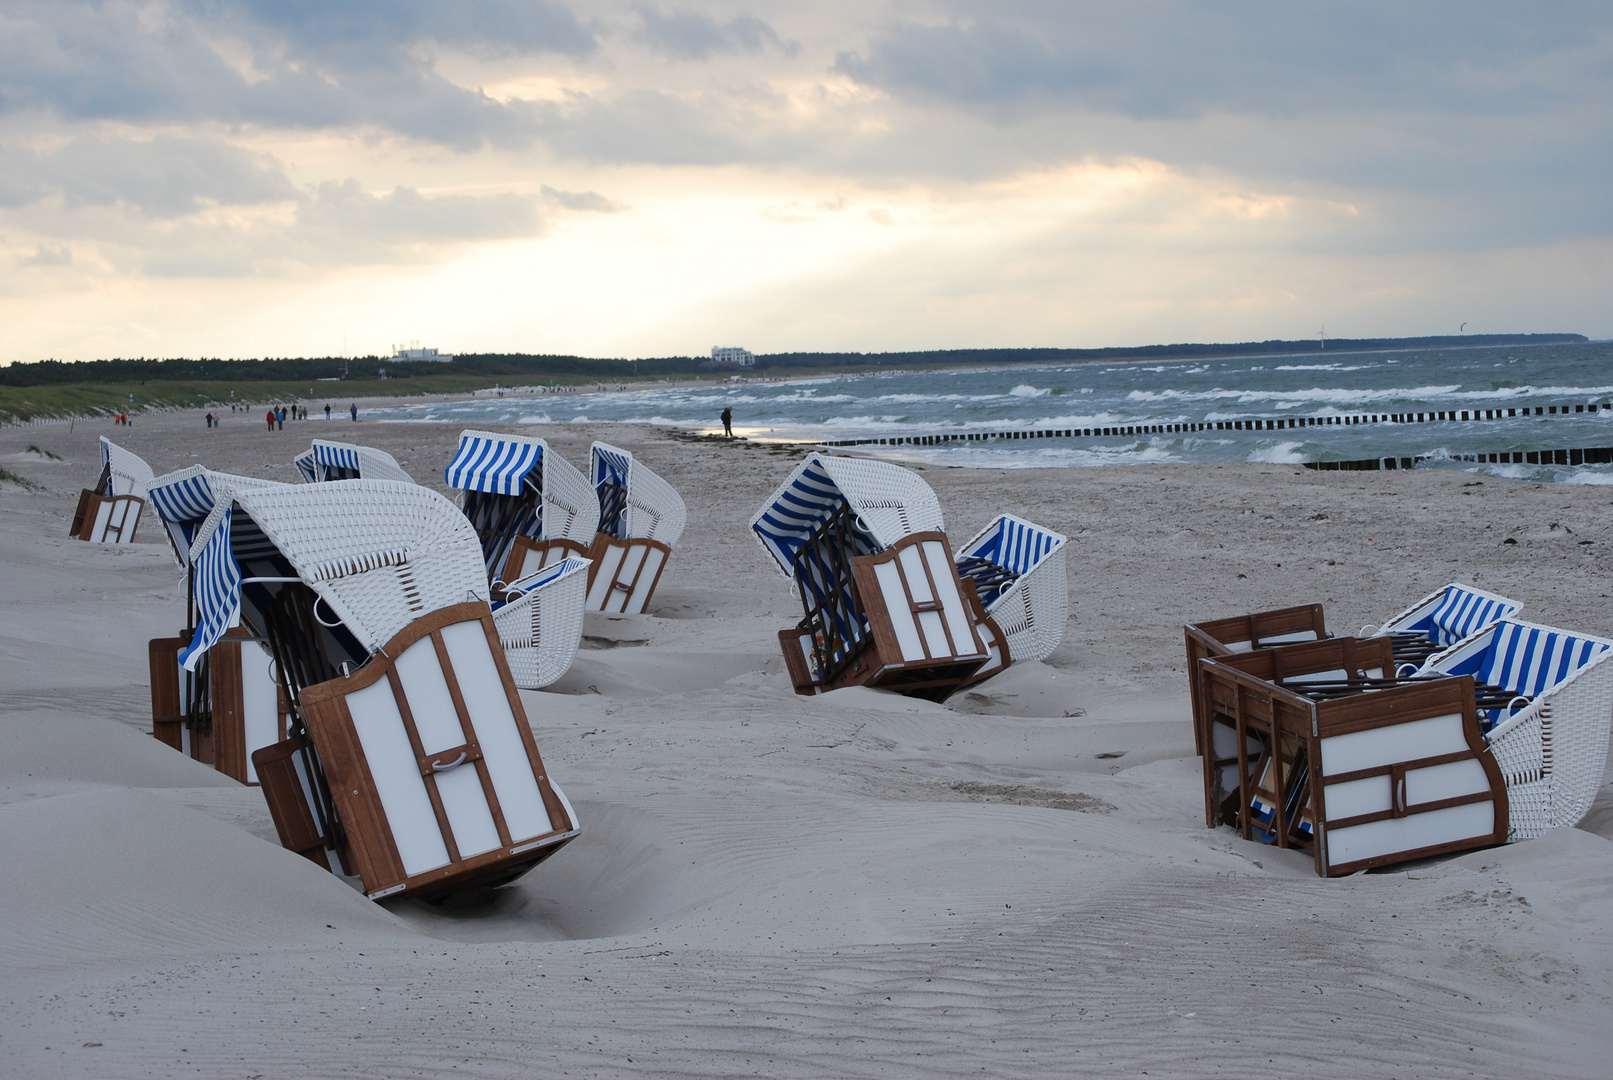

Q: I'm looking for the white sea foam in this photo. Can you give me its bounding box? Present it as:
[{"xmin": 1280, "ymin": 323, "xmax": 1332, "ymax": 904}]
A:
[
  {"xmin": 1009, "ymin": 384, "xmax": 1051, "ymax": 398},
  {"xmin": 1247, "ymin": 441, "xmax": 1308, "ymax": 464}
]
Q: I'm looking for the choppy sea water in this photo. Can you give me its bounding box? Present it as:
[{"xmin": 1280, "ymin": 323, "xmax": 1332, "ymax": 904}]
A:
[{"xmin": 365, "ymin": 341, "xmax": 1613, "ymax": 482}]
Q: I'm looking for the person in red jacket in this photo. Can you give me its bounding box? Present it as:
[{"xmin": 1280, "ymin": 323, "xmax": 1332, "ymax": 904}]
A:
[{"xmin": 266, "ymin": 409, "xmax": 275, "ymax": 431}]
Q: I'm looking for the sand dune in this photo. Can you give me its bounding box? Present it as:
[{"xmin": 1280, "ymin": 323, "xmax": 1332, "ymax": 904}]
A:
[{"xmin": 2, "ymin": 409, "xmax": 1612, "ymax": 1077}]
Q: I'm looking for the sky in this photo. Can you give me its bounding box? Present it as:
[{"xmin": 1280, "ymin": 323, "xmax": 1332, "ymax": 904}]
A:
[{"xmin": 2, "ymin": 1, "xmax": 1610, "ymax": 363}]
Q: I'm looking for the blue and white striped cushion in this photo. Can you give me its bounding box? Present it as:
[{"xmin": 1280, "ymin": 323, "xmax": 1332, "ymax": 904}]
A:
[
  {"xmin": 752, "ymin": 460, "xmax": 854, "ymax": 571},
  {"xmin": 1428, "ymin": 587, "xmax": 1519, "ymax": 646},
  {"xmin": 1476, "ymin": 622, "xmax": 1611, "ymax": 698},
  {"xmin": 958, "ymin": 515, "xmax": 1063, "ymax": 577}
]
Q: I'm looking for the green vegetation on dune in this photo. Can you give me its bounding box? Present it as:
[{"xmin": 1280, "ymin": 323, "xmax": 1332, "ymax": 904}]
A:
[{"xmin": 0, "ymin": 374, "xmax": 505, "ymax": 423}]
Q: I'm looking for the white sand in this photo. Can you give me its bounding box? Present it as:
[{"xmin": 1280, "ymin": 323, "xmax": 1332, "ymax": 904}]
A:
[{"xmin": 3, "ymin": 409, "xmax": 1612, "ymax": 1077}]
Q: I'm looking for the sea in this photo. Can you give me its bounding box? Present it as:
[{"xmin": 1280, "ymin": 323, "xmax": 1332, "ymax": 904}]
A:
[{"xmin": 364, "ymin": 340, "xmax": 1613, "ymax": 483}]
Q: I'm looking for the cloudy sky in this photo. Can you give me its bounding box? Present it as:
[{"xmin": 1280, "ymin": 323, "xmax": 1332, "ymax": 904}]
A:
[{"xmin": 2, "ymin": 1, "xmax": 1610, "ymax": 363}]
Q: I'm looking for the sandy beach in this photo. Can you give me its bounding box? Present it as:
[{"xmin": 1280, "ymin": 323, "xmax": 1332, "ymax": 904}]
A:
[{"xmin": 3, "ymin": 406, "xmax": 1613, "ymax": 1078}]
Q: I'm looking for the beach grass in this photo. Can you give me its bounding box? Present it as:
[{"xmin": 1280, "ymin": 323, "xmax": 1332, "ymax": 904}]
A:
[{"xmin": 0, "ymin": 466, "xmax": 42, "ymax": 491}]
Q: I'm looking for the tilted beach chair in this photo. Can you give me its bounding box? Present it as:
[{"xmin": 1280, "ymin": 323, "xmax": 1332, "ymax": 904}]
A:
[
  {"xmin": 951, "ymin": 513, "xmax": 1068, "ymax": 687},
  {"xmin": 1419, "ymin": 617, "xmax": 1613, "ymax": 840},
  {"xmin": 70, "ymin": 437, "xmax": 154, "ymax": 543},
  {"xmin": 445, "ymin": 430, "xmax": 596, "ymax": 689},
  {"xmin": 752, "ymin": 453, "xmax": 988, "ymax": 702},
  {"xmin": 584, "ymin": 442, "xmax": 687, "ymax": 614},
  {"xmin": 180, "ymin": 480, "xmax": 579, "ymax": 900},
  {"xmin": 446, "ymin": 430, "xmax": 599, "ymax": 583},
  {"xmin": 1360, "ymin": 582, "xmax": 1523, "ymax": 672},
  {"xmin": 1183, "ymin": 605, "xmax": 1330, "ymax": 757},
  {"xmin": 145, "ymin": 466, "xmax": 290, "ymax": 779},
  {"xmin": 294, "ymin": 439, "xmax": 415, "ymax": 484},
  {"xmin": 1197, "ymin": 636, "xmax": 1511, "ymax": 875}
]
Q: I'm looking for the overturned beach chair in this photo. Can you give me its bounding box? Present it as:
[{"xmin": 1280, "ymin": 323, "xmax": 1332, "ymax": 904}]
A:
[
  {"xmin": 752, "ymin": 453, "xmax": 988, "ymax": 702},
  {"xmin": 446, "ymin": 430, "xmax": 596, "ymax": 689},
  {"xmin": 1198, "ymin": 636, "xmax": 1510, "ymax": 874},
  {"xmin": 447, "ymin": 430, "xmax": 599, "ymax": 582},
  {"xmin": 294, "ymin": 439, "xmax": 415, "ymax": 484},
  {"xmin": 1183, "ymin": 583, "xmax": 1521, "ymax": 756},
  {"xmin": 70, "ymin": 437, "xmax": 153, "ymax": 543},
  {"xmin": 146, "ymin": 466, "xmax": 290, "ymax": 780},
  {"xmin": 1360, "ymin": 582, "xmax": 1523, "ymax": 672},
  {"xmin": 585, "ymin": 442, "xmax": 687, "ymax": 614},
  {"xmin": 178, "ymin": 480, "xmax": 578, "ymax": 899},
  {"xmin": 952, "ymin": 514, "xmax": 1068, "ymax": 687},
  {"xmin": 1419, "ymin": 617, "xmax": 1613, "ymax": 840}
]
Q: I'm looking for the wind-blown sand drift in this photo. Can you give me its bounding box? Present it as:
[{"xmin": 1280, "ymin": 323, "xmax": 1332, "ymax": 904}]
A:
[{"xmin": 3, "ymin": 410, "xmax": 1613, "ymax": 1077}]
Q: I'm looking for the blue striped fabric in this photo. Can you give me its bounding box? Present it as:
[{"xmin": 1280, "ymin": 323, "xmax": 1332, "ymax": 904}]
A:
[
  {"xmin": 147, "ymin": 470, "xmax": 218, "ymax": 550},
  {"xmin": 180, "ymin": 510, "xmax": 241, "ymax": 669},
  {"xmin": 752, "ymin": 459, "xmax": 864, "ymax": 571},
  {"xmin": 958, "ymin": 515, "xmax": 1063, "ymax": 577},
  {"xmin": 1428, "ymin": 586, "xmax": 1519, "ymax": 646},
  {"xmin": 498, "ymin": 555, "xmax": 591, "ymax": 608},
  {"xmin": 593, "ymin": 444, "xmax": 632, "ymax": 540},
  {"xmin": 1476, "ymin": 622, "xmax": 1611, "ymax": 699},
  {"xmin": 293, "ymin": 449, "xmax": 318, "ymax": 483},
  {"xmin": 446, "ymin": 434, "xmax": 542, "ymax": 495}
]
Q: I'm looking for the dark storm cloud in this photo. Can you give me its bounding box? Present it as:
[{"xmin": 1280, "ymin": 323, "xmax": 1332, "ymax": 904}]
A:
[
  {"xmin": 635, "ymin": 7, "xmax": 797, "ymax": 60},
  {"xmin": 835, "ymin": 2, "xmax": 1612, "ymax": 119}
]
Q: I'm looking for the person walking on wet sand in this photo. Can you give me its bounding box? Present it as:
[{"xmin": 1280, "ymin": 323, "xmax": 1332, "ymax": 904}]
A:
[
  {"xmin": 350, "ymin": 403, "xmax": 358, "ymax": 421},
  {"xmin": 265, "ymin": 409, "xmax": 275, "ymax": 432},
  {"xmin": 721, "ymin": 406, "xmax": 733, "ymax": 437}
]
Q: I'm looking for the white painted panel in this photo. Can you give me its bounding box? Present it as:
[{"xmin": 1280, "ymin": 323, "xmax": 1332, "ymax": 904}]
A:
[
  {"xmin": 1210, "ymin": 721, "xmax": 1263, "ymax": 759},
  {"xmin": 440, "ymin": 620, "xmax": 555, "ymax": 843},
  {"xmin": 1320, "ymin": 713, "xmax": 1467, "ymax": 776},
  {"xmin": 916, "ymin": 609, "xmax": 948, "ymax": 659},
  {"xmin": 923, "ymin": 541, "xmax": 978, "ymax": 657},
  {"xmin": 1323, "ymin": 774, "xmax": 1392, "ymax": 820},
  {"xmin": 346, "ymin": 678, "xmax": 450, "ymax": 876},
  {"xmin": 1223, "ymin": 640, "xmax": 1254, "ymax": 653},
  {"xmin": 625, "ymin": 547, "xmax": 664, "ymax": 614},
  {"xmin": 1407, "ymin": 759, "xmax": 1492, "ymax": 806},
  {"xmin": 586, "ymin": 543, "xmax": 625, "ymax": 610},
  {"xmin": 434, "ymin": 765, "xmax": 501, "ymax": 858},
  {"xmin": 898, "ymin": 545, "xmax": 934, "ymax": 603},
  {"xmin": 393, "ymin": 636, "xmax": 465, "ymax": 756},
  {"xmin": 873, "ymin": 561, "xmax": 925, "ymax": 661},
  {"xmin": 1284, "ymin": 668, "xmax": 1348, "ymax": 685},
  {"xmin": 1364, "ymin": 667, "xmax": 1384, "ymax": 680},
  {"xmin": 607, "ymin": 544, "xmax": 648, "ymax": 614},
  {"xmin": 88, "ymin": 499, "xmax": 112, "ymax": 542},
  {"xmin": 1326, "ymin": 801, "xmax": 1495, "ymax": 866},
  {"xmin": 1255, "ymin": 630, "xmax": 1319, "ymax": 645},
  {"xmin": 241, "ymin": 641, "xmax": 280, "ymax": 785}
]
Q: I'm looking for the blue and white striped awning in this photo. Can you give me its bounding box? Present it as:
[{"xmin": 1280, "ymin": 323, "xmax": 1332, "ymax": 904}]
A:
[
  {"xmin": 957, "ymin": 514, "xmax": 1065, "ymax": 578},
  {"xmin": 296, "ymin": 441, "xmax": 363, "ymax": 483},
  {"xmin": 180, "ymin": 509, "xmax": 241, "ymax": 669},
  {"xmin": 148, "ymin": 468, "xmax": 215, "ymax": 526},
  {"xmin": 499, "ymin": 555, "xmax": 591, "ymax": 607},
  {"xmin": 446, "ymin": 433, "xmax": 542, "ymax": 495},
  {"xmin": 752, "ymin": 458, "xmax": 856, "ymax": 574}
]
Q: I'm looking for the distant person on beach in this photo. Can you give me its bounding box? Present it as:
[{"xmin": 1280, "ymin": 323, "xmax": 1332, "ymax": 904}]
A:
[
  {"xmin": 265, "ymin": 409, "xmax": 275, "ymax": 431},
  {"xmin": 275, "ymin": 407, "xmax": 285, "ymax": 430},
  {"xmin": 721, "ymin": 406, "xmax": 733, "ymax": 437},
  {"xmin": 325, "ymin": 404, "xmax": 331, "ymax": 420},
  {"xmin": 350, "ymin": 403, "xmax": 358, "ymax": 421}
]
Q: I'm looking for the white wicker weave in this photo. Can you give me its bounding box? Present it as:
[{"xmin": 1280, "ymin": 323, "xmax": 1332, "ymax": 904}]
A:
[
  {"xmin": 492, "ymin": 557, "xmax": 591, "ymax": 689},
  {"xmin": 99, "ymin": 437, "xmax": 155, "ymax": 498},
  {"xmin": 225, "ymin": 480, "xmax": 489, "ymax": 656},
  {"xmin": 1422, "ymin": 618, "xmax": 1613, "ymax": 841},
  {"xmin": 592, "ymin": 441, "xmax": 687, "ymax": 546},
  {"xmin": 453, "ymin": 430, "xmax": 600, "ymax": 549},
  {"xmin": 750, "ymin": 453, "xmax": 944, "ymax": 577},
  {"xmin": 148, "ymin": 465, "xmax": 286, "ymax": 569},
  {"xmin": 954, "ymin": 514, "xmax": 1069, "ymax": 665}
]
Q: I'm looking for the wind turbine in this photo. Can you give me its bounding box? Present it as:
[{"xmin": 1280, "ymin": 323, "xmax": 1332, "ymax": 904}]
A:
[{"xmin": 1317, "ymin": 324, "xmax": 1327, "ymax": 350}]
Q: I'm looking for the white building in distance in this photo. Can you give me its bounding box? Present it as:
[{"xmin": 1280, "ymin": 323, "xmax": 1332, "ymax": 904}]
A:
[
  {"xmin": 392, "ymin": 343, "xmax": 454, "ymax": 362},
  {"xmin": 710, "ymin": 346, "xmax": 754, "ymax": 367}
]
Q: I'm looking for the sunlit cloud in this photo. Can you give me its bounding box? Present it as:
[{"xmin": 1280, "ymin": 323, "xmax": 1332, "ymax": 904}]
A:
[{"xmin": 1, "ymin": 1, "xmax": 1611, "ymax": 363}]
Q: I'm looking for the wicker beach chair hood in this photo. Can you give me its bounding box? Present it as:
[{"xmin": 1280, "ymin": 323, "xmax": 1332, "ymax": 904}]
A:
[
  {"xmin": 181, "ymin": 479, "xmax": 486, "ymax": 669},
  {"xmin": 98, "ymin": 437, "xmax": 155, "ymax": 499},
  {"xmin": 591, "ymin": 441, "xmax": 687, "ymax": 547}
]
